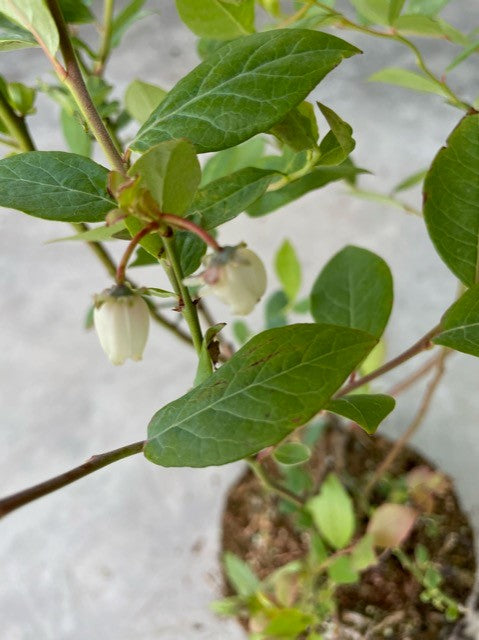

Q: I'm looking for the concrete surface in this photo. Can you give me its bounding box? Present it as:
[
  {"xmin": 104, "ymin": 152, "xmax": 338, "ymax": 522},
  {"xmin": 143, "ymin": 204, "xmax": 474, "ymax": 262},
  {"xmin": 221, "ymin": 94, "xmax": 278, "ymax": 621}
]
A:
[{"xmin": 1, "ymin": 1, "xmax": 479, "ymax": 638}]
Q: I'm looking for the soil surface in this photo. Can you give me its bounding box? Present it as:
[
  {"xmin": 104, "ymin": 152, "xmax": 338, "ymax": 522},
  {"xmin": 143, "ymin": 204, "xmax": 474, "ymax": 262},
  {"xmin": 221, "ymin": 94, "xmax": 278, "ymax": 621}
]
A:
[{"xmin": 221, "ymin": 424, "xmax": 476, "ymax": 639}]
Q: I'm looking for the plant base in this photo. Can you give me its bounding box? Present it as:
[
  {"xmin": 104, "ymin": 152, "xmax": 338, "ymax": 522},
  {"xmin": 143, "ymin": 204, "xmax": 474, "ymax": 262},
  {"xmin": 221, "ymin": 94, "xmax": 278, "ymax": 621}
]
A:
[{"xmin": 221, "ymin": 424, "xmax": 476, "ymax": 639}]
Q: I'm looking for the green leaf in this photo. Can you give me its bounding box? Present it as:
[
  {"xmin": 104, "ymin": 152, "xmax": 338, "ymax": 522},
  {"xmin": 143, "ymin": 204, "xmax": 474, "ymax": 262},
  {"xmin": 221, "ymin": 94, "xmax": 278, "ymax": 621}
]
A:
[
  {"xmin": 359, "ymin": 338, "xmax": 386, "ymax": 377},
  {"xmin": 48, "ymin": 220, "xmax": 125, "ymax": 243},
  {"xmin": 270, "ymin": 102, "xmax": 319, "ymax": 153},
  {"xmin": 394, "ymin": 14, "xmax": 467, "ymax": 43},
  {"xmin": 392, "ymin": 168, "xmax": 427, "ymax": 193},
  {"xmin": 407, "ymin": 0, "xmax": 451, "ymax": 15},
  {"xmin": 264, "ymin": 609, "xmax": 313, "ymax": 637},
  {"xmin": 0, "ymin": 14, "xmax": 36, "ymax": 51},
  {"xmin": 349, "ymin": 0, "xmax": 389, "ymax": 24},
  {"xmin": 59, "ymin": 0, "xmax": 94, "ymax": 23},
  {"xmin": 60, "ymin": 108, "xmax": 92, "ymax": 156},
  {"xmin": 129, "ymin": 139, "xmax": 201, "ymax": 215},
  {"xmin": 275, "ymin": 240, "xmax": 301, "ymax": 304},
  {"xmin": 189, "ymin": 167, "xmax": 276, "ymax": 229},
  {"xmin": 423, "ymin": 114, "xmax": 479, "ymax": 286},
  {"xmin": 317, "ymin": 102, "xmax": 355, "ymax": 166},
  {"xmin": 247, "ymin": 163, "xmax": 364, "ymax": 217},
  {"xmin": 326, "ymin": 394, "xmax": 396, "ymax": 434},
  {"xmin": 143, "ymin": 287, "xmax": 175, "ymax": 298},
  {"xmin": 210, "ymin": 596, "xmax": 243, "ymax": 616},
  {"xmin": 0, "ymin": 0, "xmax": 59, "ymax": 55},
  {"xmin": 194, "ymin": 323, "xmax": 226, "ymax": 385},
  {"xmin": 0, "ymin": 151, "xmax": 115, "ymax": 222},
  {"xmin": 175, "ymin": 0, "xmax": 254, "ymax": 39},
  {"xmin": 274, "ymin": 442, "xmax": 311, "ymax": 466},
  {"xmin": 433, "ymin": 284, "xmax": 479, "ymax": 357},
  {"xmin": 125, "ymin": 215, "xmax": 163, "ymax": 261},
  {"xmin": 125, "ymin": 79, "xmax": 167, "ymax": 124},
  {"xmin": 111, "ymin": 0, "xmax": 148, "ymax": 48},
  {"xmin": 446, "ymin": 39, "xmax": 479, "ymax": 73},
  {"xmin": 307, "ymin": 473, "xmax": 356, "ymax": 550},
  {"xmin": 232, "ymin": 319, "xmax": 251, "ymax": 345},
  {"xmin": 145, "ymin": 324, "xmax": 377, "ymax": 467},
  {"xmin": 265, "ymin": 290, "xmax": 288, "ymax": 328},
  {"xmin": 327, "ymin": 555, "xmax": 359, "ymax": 584},
  {"xmin": 132, "ymin": 30, "xmax": 360, "ymax": 153},
  {"xmin": 293, "ymin": 298, "xmax": 310, "ymax": 314},
  {"xmin": 350, "ymin": 534, "xmax": 377, "ymax": 571},
  {"xmin": 130, "ymin": 247, "xmax": 158, "ymax": 268},
  {"xmin": 389, "ymin": 0, "xmax": 406, "ymax": 22},
  {"xmin": 6, "ymin": 81, "xmax": 36, "ymax": 115},
  {"xmin": 223, "ymin": 552, "xmax": 260, "ymax": 597},
  {"xmin": 175, "ymin": 228, "xmax": 206, "ymax": 276},
  {"xmin": 369, "ymin": 67, "xmax": 448, "ymax": 97},
  {"xmin": 201, "ymin": 136, "xmax": 265, "ymax": 184},
  {"xmin": 310, "ymin": 246, "xmax": 393, "ymax": 339}
]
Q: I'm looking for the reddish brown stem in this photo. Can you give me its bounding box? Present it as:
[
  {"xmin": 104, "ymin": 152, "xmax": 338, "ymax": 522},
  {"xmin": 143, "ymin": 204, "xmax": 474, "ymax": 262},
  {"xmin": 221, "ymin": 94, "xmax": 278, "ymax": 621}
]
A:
[
  {"xmin": 0, "ymin": 440, "xmax": 145, "ymax": 519},
  {"xmin": 364, "ymin": 349, "xmax": 448, "ymax": 497},
  {"xmin": 116, "ymin": 221, "xmax": 159, "ymax": 284},
  {"xmin": 160, "ymin": 213, "xmax": 222, "ymax": 252},
  {"xmin": 336, "ymin": 325, "xmax": 441, "ymax": 398}
]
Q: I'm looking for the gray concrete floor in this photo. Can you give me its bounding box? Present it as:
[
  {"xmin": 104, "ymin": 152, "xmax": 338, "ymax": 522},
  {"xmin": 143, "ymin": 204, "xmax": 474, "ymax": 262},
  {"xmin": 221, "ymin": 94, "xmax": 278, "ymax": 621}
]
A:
[{"xmin": 1, "ymin": 2, "xmax": 479, "ymax": 638}]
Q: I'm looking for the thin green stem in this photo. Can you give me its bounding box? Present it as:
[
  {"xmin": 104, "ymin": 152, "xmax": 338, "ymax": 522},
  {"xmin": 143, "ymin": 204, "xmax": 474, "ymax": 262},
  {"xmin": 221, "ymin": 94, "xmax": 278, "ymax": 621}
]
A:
[
  {"xmin": 44, "ymin": 0, "xmax": 126, "ymax": 174},
  {"xmin": 247, "ymin": 458, "xmax": 304, "ymax": 508},
  {"xmin": 161, "ymin": 235, "xmax": 204, "ymax": 354},
  {"xmin": 94, "ymin": 0, "xmax": 115, "ymax": 75},
  {"xmin": 0, "ymin": 91, "xmax": 35, "ymax": 152},
  {"xmin": 394, "ymin": 34, "xmax": 470, "ymax": 110},
  {"xmin": 0, "ymin": 440, "xmax": 145, "ymax": 518},
  {"xmin": 308, "ymin": 0, "xmax": 469, "ymax": 111}
]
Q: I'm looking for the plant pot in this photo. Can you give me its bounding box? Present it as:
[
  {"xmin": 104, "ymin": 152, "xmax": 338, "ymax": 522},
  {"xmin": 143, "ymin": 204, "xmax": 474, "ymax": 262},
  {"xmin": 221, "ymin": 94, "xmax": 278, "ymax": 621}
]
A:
[{"xmin": 220, "ymin": 424, "xmax": 477, "ymax": 639}]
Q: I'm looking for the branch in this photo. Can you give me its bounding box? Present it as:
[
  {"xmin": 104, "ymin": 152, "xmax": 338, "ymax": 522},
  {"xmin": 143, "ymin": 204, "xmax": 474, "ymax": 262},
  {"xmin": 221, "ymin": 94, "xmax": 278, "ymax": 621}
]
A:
[
  {"xmin": 336, "ymin": 325, "xmax": 441, "ymax": 397},
  {"xmin": 364, "ymin": 349, "xmax": 448, "ymax": 497},
  {"xmin": 44, "ymin": 0, "xmax": 126, "ymax": 174},
  {"xmin": 0, "ymin": 440, "xmax": 145, "ymax": 519}
]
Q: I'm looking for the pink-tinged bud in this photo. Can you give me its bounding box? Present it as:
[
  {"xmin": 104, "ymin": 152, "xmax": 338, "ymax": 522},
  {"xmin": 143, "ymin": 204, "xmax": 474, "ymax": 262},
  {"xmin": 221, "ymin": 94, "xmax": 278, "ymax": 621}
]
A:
[
  {"xmin": 367, "ymin": 503, "xmax": 417, "ymax": 549},
  {"xmin": 185, "ymin": 245, "xmax": 267, "ymax": 315},
  {"xmin": 93, "ymin": 285, "xmax": 149, "ymax": 365}
]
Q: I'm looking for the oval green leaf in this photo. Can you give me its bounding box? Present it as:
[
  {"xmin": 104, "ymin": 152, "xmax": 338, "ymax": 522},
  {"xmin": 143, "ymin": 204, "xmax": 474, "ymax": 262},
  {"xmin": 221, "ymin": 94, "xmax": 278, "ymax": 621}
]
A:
[
  {"xmin": 433, "ymin": 283, "xmax": 479, "ymax": 357},
  {"xmin": 0, "ymin": 151, "xmax": 115, "ymax": 222},
  {"xmin": 145, "ymin": 324, "xmax": 377, "ymax": 467},
  {"xmin": 0, "ymin": 0, "xmax": 59, "ymax": 55},
  {"xmin": 176, "ymin": 0, "xmax": 254, "ymax": 39},
  {"xmin": 307, "ymin": 473, "xmax": 356, "ymax": 550},
  {"xmin": 326, "ymin": 393, "xmax": 396, "ymax": 434},
  {"xmin": 132, "ymin": 29, "xmax": 360, "ymax": 153},
  {"xmin": 310, "ymin": 245, "xmax": 393, "ymax": 339},
  {"xmin": 424, "ymin": 114, "xmax": 479, "ymax": 286},
  {"xmin": 273, "ymin": 442, "xmax": 311, "ymax": 466}
]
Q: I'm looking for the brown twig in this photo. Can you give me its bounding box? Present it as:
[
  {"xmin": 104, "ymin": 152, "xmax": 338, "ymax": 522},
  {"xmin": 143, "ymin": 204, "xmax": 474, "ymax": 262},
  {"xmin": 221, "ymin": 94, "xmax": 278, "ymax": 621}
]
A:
[
  {"xmin": 364, "ymin": 349, "xmax": 448, "ymax": 497},
  {"xmin": 116, "ymin": 221, "xmax": 159, "ymax": 284},
  {"xmin": 336, "ymin": 325, "xmax": 441, "ymax": 397},
  {"xmin": 44, "ymin": 0, "xmax": 126, "ymax": 174},
  {"xmin": 0, "ymin": 440, "xmax": 145, "ymax": 519},
  {"xmin": 386, "ymin": 350, "xmax": 452, "ymax": 397}
]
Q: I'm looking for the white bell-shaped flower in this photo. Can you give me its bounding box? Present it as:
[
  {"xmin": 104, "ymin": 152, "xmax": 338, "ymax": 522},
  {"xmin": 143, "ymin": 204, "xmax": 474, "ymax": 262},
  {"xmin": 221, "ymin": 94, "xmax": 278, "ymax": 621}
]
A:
[
  {"xmin": 185, "ymin": 245, "xmax": 267, "ymax": 315},
  {"xmin": 93, "ymin": 286, "xmax": 150, "ymax": 365}
]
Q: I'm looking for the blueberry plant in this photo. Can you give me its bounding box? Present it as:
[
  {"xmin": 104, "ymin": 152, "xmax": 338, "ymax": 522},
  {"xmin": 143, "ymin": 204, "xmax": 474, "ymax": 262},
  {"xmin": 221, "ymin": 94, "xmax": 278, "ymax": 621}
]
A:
[{"xmin": 0, "ymin": 0, "xmax": 478, "ymax": 637}]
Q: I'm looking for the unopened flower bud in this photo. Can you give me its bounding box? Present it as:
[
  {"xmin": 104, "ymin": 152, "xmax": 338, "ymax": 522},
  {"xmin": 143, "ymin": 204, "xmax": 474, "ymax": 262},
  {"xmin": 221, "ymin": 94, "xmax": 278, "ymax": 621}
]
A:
[
  {"xmin": 185, "ymin": 245, "xmax": 267, "ymax": 315},
  {"xmin": 93, "ymin": 285, "xmax": 149, "ymax": 365}
]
